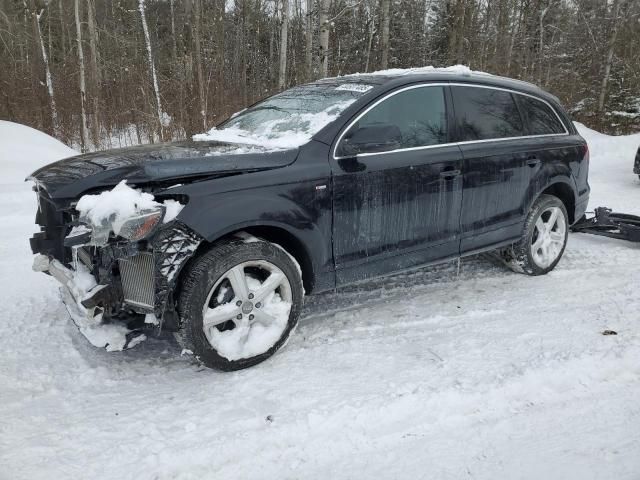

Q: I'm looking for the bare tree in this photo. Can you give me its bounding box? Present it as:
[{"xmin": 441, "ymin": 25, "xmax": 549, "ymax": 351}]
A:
[
  {"xmin": 318, "ymin": 0, "xmax": 330, "ymax": 76},
  {"xmin": 138, "ymin": 0, "xmax": 164, "ymax": 140},
  {"xmin": 278, "ymin": 0, "xmax": 289, "ymax": 88},
  {"xmin": 364, "ymin": 13, "xmax": 376, "ymax": 73},
  {"xmin": 87, "ymin": 0, "xmax": 101, "ymax": 145},
  {"xmin": 380, "ymin": 0, "xmax": 390, "ymax": 69},
  {"xmin": 305, "ymin": 0, "xmax": 314, "ymax": 80},
  {"xmin": 598, "ymin": 0, "xmax": 623, "ymax": 113},
  {"xmin": 31, "ymin": 2, "xmax": 58, "ymax": 136},
  {"xmin": 193, "ymin": 0, "xmax": 207, "ymax": 129},
  {"xmin": 74, "ymin": 0, "xmax": 89, "ymax": 150}
]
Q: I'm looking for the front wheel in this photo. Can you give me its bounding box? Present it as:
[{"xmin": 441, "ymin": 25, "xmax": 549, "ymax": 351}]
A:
[
  {"xmin": 176, "ymin": 239, "xmax": 304, "ymax": 371},
  {"xmin": 500, "ymin": 194, "xmax": 569, "ymax": 275}
]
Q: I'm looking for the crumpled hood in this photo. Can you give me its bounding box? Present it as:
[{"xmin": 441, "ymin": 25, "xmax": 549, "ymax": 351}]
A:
[{"xmin": 28, "ymin": 140, "xmax": 299, "ymax": 199}]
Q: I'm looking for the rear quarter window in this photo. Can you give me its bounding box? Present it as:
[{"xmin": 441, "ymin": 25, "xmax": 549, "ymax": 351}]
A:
[
  {"xmin": 517, "ymin": 95, "xmax": 567, "ymax": 135},
  {"xmin": 452, "ymin": 86, "xmax": 524, "ymax": 141}
]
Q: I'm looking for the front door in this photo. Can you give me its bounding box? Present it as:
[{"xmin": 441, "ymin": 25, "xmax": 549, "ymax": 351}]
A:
[{"xmin": 331, "ymin": 84, "xmax": 463, "ymax": 285}]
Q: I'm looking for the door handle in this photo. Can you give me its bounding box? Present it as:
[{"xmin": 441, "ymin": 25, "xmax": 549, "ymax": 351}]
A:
[
  {"xmin": 440, "ymin": 169, "xmax": 461, "ymax": 179},
  {"xmin": 527, "ymin": 157, "xmax": 541, "ymax": 167}
]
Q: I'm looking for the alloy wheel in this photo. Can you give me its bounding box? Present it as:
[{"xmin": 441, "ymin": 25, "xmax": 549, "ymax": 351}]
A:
[
  {"xmin": 530, "ymin": 206, "xmax": 567, "ymax": 268},
  {"xmin": 201, "ymin": 260, "xmax": 293, "ymax": 361}
]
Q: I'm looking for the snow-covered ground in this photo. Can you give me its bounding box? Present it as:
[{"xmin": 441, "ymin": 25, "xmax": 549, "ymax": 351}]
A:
[{"xmin": 1, "ymin": 121, "xmax": 639, "ymax": 479}]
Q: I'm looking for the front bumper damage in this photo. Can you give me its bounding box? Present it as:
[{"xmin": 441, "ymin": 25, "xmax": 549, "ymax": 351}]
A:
[
  {"xmin": 32, "ymin": 222, "xmax": 202, "ymax": 351},
  {"xmin": 32, "ymin": 254, "xmax": 141, "ymax": 351}
]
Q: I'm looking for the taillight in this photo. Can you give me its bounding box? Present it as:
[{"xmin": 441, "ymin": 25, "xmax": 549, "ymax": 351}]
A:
[{"xmin": 584, "ymin": 144, "xmax": 589, "ymax": 164}]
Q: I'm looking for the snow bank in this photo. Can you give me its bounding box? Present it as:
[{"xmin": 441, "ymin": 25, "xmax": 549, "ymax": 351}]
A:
[
  {"xmin": 574, "ymin": 121, "xmax": 640, "ymax": 212},
  {"xmin": 0, "ymin": 120, "xmax": 76, "ymax": 184}
]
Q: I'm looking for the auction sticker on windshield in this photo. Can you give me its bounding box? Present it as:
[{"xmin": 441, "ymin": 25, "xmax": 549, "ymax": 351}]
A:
[{"xmin": 335, "ymin": 84, "xmax": 373, "ymax": 93}]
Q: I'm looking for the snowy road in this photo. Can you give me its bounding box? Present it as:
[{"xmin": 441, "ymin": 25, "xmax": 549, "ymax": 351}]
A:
[{"xmin": 1, "ymin": 123, "xmax": 640, "ymax": 479}]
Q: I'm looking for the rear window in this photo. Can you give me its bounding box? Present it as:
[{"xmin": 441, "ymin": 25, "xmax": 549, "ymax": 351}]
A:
[
  {"xmin": 517, "ymin": 95, "xmax": 566, "ymax": 135},
  {"xmin": 452, "ymin": 86, "xmax": 524, "ymax": 141}
]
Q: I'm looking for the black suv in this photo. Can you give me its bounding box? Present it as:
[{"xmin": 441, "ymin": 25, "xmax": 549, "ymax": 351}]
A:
[{"xmin": 29, "ymin": 70, "xmax": 590, "ymax": 370}]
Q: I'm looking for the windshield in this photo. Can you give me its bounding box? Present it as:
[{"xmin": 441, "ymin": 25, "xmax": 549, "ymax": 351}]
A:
[{"xmin": 193, "ymin": 83, "xmax": 375, "ymax": 149}]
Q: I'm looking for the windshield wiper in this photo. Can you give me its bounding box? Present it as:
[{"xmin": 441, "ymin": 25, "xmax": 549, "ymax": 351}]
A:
[{"xmin": 249, "ymin": 105, "xmax": 288, "ymax": 113}]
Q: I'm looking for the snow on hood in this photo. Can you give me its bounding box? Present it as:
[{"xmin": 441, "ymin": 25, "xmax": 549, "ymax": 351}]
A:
[
  {"xmin": 193, "ymin": 101, "xmax": 356, "ymax": 149},
  {"xmin": 0, "ymin": 120, "xmax": 76, "ymax": 184}
]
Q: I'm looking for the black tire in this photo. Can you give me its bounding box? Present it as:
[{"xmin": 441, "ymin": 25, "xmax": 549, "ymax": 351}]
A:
[
  {"xmin": 176, "ymin": 239, "xmax": 304, "ymax": 371},
  {"xmin": 500, "ymin": 194, "xmax": 569, "ymax": 276}
]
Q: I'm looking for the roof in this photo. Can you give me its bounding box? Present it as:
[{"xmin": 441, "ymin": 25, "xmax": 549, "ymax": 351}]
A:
[{"xmin": 318, "ymin": 65, "xmax": 558, "ymax": 104}]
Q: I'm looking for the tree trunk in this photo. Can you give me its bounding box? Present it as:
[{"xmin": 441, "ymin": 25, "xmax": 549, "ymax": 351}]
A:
[
  {"xmin": 216, "ymin": 0, "xmax": 225, "ymax": 110},
  {"xmin": 318, "ymin": 0, "xmax": 330, "ymax": 77},
  {"xmin": 597, "ymin": 0, "xmax": 622, "ymax": 113},
  {"xmin": 278, "ymin": 0, "xmax": 289, "ymax": 89},
  {"xmin": 538, "ymin": 4, "xmax": 549, "ymax": 85},
  {"xmin": 138, "ymin": 0, "xmax": 164, "ymax": 140},
  {"xmin": 305, "ymin": 0, "xmax": 313, "ymax": 80},
  {"xmin": 34, "ymin": 6, "xmax": 59, "ymax": 137},
  {"xmin": 380, "ymin": 0, "xmax": 390, "ymax": 69},
  {"xmin": 74, "ymin": 0, "xmax": 89, "ymax": 151},
  {"xmin": 170, "ymin": 0, "xmax": 178, "ymax": 63},
  {"xmin": 58, "ymin": 0, "xmax": 66, "ymax": 64},
  {"xmin": 364, "ymin": 18, "xmax": 375, "ymax": 73},
  {"xmin": 87, "ymin": 0, "xmax": 100, "ymax": 147},
  {"xmin": 193, "ymin": 0, "xmax": 206, "ymax": 129}
]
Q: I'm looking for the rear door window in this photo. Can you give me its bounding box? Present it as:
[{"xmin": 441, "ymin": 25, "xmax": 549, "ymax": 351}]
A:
[
  {"xmin": 452, "ymin": 86, "xmax": 524, "ymax": 141},
  {"xmin": 517, "ymin": 95, "xmax": 567, "ymax": 135}
]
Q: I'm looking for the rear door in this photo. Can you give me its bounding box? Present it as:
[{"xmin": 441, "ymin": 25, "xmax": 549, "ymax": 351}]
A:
[
  {"xmin": 331, "ymin": 84, "xmax": 463, "ymax": 284},
  {"xmin": 451, "ymin": 85, "xmax": 532, "ymax": 254},
  {"xmin": 512, "ymin": 92, "xmax": 575, "ymax": 201}
]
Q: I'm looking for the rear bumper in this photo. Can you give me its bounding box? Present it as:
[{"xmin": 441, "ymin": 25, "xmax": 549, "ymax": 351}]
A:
[{"xmin": 574, "ymin": 196, "xmax": 589, "ymax": 224}]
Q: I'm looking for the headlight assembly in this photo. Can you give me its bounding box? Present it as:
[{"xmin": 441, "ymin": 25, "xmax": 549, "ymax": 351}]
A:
[
  {"xmin": 115, "ymin": 207, "xmax": 166, "ymax": 242},
  {"xmin": 79, "ymin": 206, "xmax": 166, "ymax": 246}
]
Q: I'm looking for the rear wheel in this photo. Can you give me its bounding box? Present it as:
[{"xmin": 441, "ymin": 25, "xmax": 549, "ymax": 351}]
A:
[
  {"xmin": 501, "ymin": 194, "xmax": 569, "ymax": 275},
  {"xmin": 176, "ymin": 239, "xmax": 303, "ymax": 371}
]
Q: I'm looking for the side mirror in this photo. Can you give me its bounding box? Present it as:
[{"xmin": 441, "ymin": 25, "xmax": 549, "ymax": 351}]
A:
[{"xmin": 338, "ymin": 123, "xmax": 402, "ymax": 157}]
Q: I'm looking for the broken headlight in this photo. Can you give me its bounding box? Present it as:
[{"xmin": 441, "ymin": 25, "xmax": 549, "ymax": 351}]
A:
[
  {"xmin": 79, "ymin": 206, "xmax": 166, "ymax": 246},
  {"xmin": 116, "ymin": 208, "xmax": 166, "ymax": 242}
]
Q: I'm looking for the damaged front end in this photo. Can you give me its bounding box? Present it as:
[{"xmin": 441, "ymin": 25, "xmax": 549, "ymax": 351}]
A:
[{"xmin": 30, "ymin": 184, "xmax": 202, "ymax": 351}]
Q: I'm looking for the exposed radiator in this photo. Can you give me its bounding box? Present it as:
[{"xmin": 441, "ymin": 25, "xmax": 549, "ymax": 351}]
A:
[{"xmin": 118, "ymin": 253, "xmax": 155, "ymax": 309}]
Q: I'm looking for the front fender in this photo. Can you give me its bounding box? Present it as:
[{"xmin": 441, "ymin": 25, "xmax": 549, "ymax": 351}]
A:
[{"xmin": 167, "ymin": 174, "xmax": 334, "ymax": 292}]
